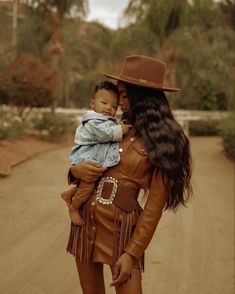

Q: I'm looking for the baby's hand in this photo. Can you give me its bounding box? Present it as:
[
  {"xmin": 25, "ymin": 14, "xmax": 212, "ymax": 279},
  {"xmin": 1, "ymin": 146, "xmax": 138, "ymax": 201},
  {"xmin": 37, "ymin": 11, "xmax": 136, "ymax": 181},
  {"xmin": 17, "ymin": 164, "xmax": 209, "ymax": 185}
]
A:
[{"xmin": 121, "ymin": 123, "xmax": 132, "ymax": 135}]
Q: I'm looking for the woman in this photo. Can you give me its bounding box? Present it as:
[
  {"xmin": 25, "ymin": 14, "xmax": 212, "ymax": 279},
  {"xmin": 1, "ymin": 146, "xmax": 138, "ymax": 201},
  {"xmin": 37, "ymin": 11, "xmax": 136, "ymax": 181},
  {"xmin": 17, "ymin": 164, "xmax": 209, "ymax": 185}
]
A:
[{"xmin": 66, "ymin": 55, "xmax": 192, "ymax": 294}]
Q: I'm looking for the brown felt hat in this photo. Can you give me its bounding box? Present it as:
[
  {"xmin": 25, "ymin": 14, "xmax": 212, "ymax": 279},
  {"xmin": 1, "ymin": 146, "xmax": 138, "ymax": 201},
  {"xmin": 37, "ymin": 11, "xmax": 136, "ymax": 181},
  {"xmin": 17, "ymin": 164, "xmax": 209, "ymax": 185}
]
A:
[{"xmin": 103, "ymin": 55, "xmax": 180, "ymax": 92}]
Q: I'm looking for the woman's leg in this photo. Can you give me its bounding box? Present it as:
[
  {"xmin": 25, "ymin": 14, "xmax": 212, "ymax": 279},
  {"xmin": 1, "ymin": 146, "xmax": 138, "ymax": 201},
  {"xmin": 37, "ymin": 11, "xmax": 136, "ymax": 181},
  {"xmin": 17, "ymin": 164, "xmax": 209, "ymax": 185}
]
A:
[
  {"xmin": 110, "ymin": 267, "xmax": 143, "ymax": 294},
  {"xmin": 76, "ymin": 260, "xmax": 106, "ymax": 294}
]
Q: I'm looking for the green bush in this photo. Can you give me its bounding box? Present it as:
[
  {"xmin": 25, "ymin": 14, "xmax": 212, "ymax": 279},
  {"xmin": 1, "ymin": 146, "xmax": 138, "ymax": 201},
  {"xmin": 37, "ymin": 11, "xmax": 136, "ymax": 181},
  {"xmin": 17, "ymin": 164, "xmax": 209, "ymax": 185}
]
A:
[
  {"xmin": 189, "ymin": 120, "xmax": 220, "ymax": 136},
  {"xmin": 0, "ymin": 106, "xmax": 26, "ymax": 139},
  {"xmin": 0, "ymin": 106, "xmax": 79, "ymax": 142},
  {"xmin": 220, "ymin": 116, "xmax": 235, "ymax": 160},
  {"xmin": 32, "ymin": 112, "xmax": 78, "ymax": 142}
]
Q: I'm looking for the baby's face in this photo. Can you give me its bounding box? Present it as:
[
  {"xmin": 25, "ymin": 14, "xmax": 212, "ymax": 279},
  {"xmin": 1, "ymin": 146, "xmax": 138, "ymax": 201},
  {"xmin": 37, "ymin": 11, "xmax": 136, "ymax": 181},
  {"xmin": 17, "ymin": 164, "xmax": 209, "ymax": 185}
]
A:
[{"xmin": 90, "ymin": 89, "xmax": 119, "ymax": 117}]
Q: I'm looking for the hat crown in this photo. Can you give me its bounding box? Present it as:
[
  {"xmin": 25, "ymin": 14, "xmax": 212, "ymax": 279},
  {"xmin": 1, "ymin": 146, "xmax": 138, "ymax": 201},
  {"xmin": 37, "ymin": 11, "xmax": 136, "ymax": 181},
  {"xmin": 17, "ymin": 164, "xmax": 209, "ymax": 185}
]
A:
[
  {"xmin": 103, "ymin": 55, "xmax": 180, "ymax": 91},
  {"xmin": 120, "ymin": 55, "xmax": 166, "ymax": 86}
]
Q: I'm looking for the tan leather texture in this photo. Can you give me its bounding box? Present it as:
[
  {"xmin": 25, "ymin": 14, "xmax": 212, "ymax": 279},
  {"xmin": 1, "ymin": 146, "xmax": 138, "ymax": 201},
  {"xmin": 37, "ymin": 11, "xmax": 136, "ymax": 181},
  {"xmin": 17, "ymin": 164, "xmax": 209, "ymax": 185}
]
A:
[{"xmin": 67, "ymin": 128, "xmax": 168, "ymax": 265}]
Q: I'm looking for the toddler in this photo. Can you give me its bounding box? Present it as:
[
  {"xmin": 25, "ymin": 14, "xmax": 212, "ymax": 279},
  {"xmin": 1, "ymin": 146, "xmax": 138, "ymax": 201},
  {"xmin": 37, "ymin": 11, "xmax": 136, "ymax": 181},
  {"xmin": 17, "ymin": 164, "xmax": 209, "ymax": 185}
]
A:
[{"xmin": 61, "ymin": 81, "xmax": 131, "ymax": 225}]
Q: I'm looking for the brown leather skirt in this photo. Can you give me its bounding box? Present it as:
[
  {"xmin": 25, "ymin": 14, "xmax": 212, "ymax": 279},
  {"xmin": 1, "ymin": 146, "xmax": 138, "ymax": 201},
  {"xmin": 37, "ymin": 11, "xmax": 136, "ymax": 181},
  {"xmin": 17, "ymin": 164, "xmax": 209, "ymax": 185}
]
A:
[{"xmin": 66, "ymin": 181, "xmax": 143, "ymax": 269}]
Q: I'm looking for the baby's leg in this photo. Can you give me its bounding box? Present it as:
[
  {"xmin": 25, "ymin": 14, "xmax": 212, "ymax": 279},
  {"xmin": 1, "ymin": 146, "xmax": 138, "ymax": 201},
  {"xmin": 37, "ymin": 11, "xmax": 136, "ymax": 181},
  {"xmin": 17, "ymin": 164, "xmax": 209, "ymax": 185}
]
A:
[
  {"xmin": 61, "ymin": 186, "xmax": 78, "ymax": 207},
  {"xmin": 69, "ymin": 181, "xmax": 96, "ymax": 225},
  {"xmin": 68, "ymin": 205, "xmax": 84, "ymax": 225}
]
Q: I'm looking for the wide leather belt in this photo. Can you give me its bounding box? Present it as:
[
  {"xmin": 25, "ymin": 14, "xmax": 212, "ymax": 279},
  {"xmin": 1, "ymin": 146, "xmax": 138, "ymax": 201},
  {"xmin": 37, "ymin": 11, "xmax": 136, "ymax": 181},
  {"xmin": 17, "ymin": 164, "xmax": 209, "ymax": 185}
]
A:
[{"xmin": 96, "ymin": 176, "xmax": 139, "ymax": 213}]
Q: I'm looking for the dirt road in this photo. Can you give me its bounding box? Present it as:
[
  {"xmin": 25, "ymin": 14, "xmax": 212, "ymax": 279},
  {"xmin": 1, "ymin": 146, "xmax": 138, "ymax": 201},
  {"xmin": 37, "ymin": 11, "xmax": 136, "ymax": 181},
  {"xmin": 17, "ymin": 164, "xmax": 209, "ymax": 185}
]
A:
[{"xmin": 0, "ymin": 137, "xmax": 234, "ymax": 294}]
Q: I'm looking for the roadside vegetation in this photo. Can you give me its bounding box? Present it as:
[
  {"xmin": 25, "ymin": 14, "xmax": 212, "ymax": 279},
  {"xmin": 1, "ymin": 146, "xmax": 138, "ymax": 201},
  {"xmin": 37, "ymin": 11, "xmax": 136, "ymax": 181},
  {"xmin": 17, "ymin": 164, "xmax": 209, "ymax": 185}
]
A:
[{"xmin": 0, "ymin": 0, "xmax": 234, "ymax": 158}]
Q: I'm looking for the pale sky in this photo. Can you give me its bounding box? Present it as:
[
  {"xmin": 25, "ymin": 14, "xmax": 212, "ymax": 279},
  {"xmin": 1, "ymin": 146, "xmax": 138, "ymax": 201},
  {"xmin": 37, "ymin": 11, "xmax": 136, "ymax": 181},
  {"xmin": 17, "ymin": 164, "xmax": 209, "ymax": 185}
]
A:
[
  {"xmin": 86, "ymin": 0, "xmax": 130, "ymax": 29},
  {"xmin": 86, "ymin": 0, "xmax": 222, "ymax": 29}
]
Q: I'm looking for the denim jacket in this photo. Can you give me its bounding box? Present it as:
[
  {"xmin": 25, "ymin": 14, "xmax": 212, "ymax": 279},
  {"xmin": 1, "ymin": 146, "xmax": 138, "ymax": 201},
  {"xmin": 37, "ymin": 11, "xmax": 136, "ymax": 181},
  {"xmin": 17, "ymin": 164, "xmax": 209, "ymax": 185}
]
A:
[{"xmin": 69, "ymin": 111, "xmax": 122, "ymax": 167}]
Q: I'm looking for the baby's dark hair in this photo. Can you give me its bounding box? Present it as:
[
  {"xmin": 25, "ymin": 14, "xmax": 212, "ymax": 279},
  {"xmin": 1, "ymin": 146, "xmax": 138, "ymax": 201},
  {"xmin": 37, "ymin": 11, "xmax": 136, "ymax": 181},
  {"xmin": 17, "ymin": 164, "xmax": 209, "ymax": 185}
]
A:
[{"xmin": 94, "ymin": 80, "xmax": 119, "ymax": 97}]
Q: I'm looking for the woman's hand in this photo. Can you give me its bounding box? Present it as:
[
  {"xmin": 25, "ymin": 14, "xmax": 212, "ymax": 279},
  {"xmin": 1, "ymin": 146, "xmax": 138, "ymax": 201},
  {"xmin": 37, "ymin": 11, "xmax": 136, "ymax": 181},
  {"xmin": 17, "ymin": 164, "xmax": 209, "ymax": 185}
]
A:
[
  {"xmin": 110, "ymin": 252, "xmax": 136, "ymax": 287},
  {"xmin": 71, "ymin": 161, "xmax": 107, "ymax": 182}
]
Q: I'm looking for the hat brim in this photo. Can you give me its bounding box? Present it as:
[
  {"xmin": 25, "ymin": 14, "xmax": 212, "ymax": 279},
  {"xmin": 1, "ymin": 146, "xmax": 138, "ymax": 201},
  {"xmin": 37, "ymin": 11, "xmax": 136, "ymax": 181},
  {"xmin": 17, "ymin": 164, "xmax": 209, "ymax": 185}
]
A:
[{"xmin": 103, "ymin": 72, "xmax": 180, "ymax": 92}]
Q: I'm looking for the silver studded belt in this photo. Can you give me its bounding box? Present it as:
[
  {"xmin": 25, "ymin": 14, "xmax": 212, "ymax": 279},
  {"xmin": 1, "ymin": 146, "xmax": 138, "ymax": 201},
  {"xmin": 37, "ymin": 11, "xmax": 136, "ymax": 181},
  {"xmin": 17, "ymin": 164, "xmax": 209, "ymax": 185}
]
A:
[{"xmin": 96, "ymin": 176, "xmax": 118, "ymax": 205}]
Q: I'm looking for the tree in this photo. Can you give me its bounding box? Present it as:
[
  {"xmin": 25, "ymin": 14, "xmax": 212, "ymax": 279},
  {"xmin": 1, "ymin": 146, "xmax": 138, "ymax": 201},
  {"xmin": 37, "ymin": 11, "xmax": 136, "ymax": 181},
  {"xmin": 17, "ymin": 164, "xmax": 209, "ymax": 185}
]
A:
[
  {"xmin": 19, "ymin": 0, "xmax": 88, "ymax": 109},
  {"xmin": 0, "ymin": 53, "xmax": 56, "ymax": 113},
  {"xmin": 122, "ymin": 0, "xmax": 235, "ymax": 110},
  {"xmin": 124, "ymin": 0, "xmax": 190, "ymax": 46},
  {"xmin": 218, "ymin": 0, "xmax": 235, "ymax": 29},
  {"xmin": 61, "ymin": 20, "xmax": 113, "ymax": 107}
]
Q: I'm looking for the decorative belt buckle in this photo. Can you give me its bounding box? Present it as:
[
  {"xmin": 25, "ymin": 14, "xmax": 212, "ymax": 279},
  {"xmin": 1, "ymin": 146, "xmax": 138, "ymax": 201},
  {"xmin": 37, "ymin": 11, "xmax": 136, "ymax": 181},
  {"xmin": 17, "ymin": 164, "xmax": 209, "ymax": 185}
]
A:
[{"xmin": 96, "ymin": 176, "xmax": 118, "ymax": 205}]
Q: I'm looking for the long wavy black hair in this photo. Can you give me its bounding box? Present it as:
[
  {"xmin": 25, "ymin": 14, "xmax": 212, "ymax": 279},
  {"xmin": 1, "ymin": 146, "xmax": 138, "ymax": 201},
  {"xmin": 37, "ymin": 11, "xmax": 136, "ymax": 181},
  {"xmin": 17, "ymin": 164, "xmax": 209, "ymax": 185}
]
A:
[{"xmin": 124, "ymin": 83, "xmax": 192, "ymax": 210}]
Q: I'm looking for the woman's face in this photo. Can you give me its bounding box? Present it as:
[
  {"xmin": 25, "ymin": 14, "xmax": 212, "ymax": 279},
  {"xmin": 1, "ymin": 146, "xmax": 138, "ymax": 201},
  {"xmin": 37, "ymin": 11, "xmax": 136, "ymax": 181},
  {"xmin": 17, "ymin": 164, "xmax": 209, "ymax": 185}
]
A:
[{"xmin": 117, "ymin": 82, "xmax": 131, "ymax": 116}]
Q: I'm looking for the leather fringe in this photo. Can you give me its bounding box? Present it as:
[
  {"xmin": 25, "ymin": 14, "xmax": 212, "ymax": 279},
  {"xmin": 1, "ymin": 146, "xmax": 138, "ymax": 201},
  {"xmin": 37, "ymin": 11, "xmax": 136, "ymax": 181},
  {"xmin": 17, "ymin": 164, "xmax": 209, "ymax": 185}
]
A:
[
  {"xmin": 66, "ymin": 202, "xmax": 91, "ymax": 263},
  {"xmin": 112, "ymin": 204, "xmax": 144, "ymax": 272},
  {"xmin": 66, "ymin": 201, "xmax": 145, "ymax": 271}
]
